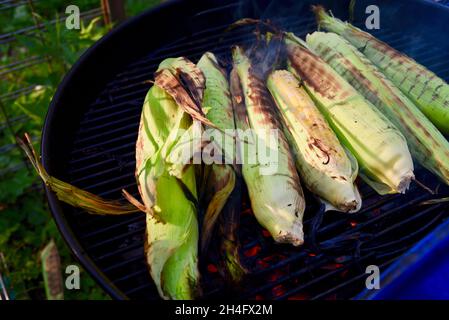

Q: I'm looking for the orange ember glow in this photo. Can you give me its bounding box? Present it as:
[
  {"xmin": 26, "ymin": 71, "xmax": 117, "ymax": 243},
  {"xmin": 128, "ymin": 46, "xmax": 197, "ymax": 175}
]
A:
[
  {"xmin": 287, "ymin": 293, "xmax": 309, "ymax": 300},
  {"xmin": 272, "ymin": 285, "xmax": 286, "ymax": 297},
  {"xmin": 262, "ymin": 230, "xmax": 271, "ymax": 237},
  {"xmin": 257, "ymin": 259, "xmax": 269, "ymax": 269},
  {"xmin": 244, "ymin": 244, "xmax": 261, "ymax": 257},
  {"xmin": 207, "ymin": 264, "xmax": 218, "ymax": 273},
  {"xmin": 268, "ymin": 269, "xmax": 284, "ymax": 282}
]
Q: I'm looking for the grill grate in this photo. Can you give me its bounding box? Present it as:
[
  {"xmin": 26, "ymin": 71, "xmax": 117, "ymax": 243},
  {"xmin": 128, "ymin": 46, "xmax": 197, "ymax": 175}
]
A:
[{"xmin": 52, "ymin": 2, "xmax": 449, "ymax": 299}]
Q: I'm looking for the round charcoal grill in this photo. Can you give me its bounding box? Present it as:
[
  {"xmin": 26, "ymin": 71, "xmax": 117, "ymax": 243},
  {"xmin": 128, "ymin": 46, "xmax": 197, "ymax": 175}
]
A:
[{"xmin": 42, "ymin": 0, "xmax": 449, "ymax": 299}]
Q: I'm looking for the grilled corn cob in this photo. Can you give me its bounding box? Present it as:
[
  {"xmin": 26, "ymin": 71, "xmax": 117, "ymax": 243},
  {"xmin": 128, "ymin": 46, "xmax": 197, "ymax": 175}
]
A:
[
  {"xmin": 267, "ymin": 70, "xmax": 361, "ymax": 212},
  {"xmin": 307, "ymin": 31, "xmax": 449, "ymax": 186},
  {"xmin": 285, "ymin": 34, "xmax": 414, "ymax": 195},
  {"xmin": 232, "ymin": 47, "xmax": 306, "ymax": 246},
  {"xmin": 313, "ymin": 5, "xmax": 449, "ymax": 135},
  {"xmin": 197, "ymin": 52, "xmax": 246, "ymax": 282}
]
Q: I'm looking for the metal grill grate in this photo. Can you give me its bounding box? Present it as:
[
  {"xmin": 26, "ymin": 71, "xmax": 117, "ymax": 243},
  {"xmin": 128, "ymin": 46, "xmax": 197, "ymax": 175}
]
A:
[{"xmin": 51, "ymin": 2, "xmax": 449, "ymax": 299}]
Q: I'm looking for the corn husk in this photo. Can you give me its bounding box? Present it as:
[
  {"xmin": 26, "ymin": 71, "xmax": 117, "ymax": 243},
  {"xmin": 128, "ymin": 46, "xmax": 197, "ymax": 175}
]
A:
[
  {"xmin": 267, "ymin": 70, "xmax": 361, "ymax": 212},
  {"xmin": 135, "ymin": 56, "xmax": 204, "ymax": 299},
  {"xmin": 197, "ymin": 52, "xmax": 246, "ymax": 283},
  {"xmin": 17, "ymin": 133, "xmax": 139, "ymax": 215}
]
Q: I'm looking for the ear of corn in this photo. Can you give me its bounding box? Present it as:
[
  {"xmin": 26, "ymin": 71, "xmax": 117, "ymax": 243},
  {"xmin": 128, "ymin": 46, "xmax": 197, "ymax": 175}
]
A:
[
  {"xmin": 313, "ymin": 5, "xmax": 449, "ymax": 135},
  {"xmin": 197, "ymin": 52, "xmax": 246, "ymax": 283},
  {"xmin": 285, "ymin": 34, "xmax": 414, "ymax": 195},
  {"xmin": 307, "ymin": 31, "xmax": 449, "ymax": 186},
  {"xmin": 135, "ymin": 57, "xmax": 207, "ymax": 300},
  {"xmin": 267, "ymin": 70, "xmax": 361, "ymax": 213},
  {"xmin": 232, "ymin": 47, "xmax": 306, "ymax": 246}
]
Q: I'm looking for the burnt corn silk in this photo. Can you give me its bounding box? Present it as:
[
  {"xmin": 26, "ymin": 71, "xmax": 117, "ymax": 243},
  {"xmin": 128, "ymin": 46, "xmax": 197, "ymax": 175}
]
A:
[
  {"xmin": 232, "ymin": 46, "xmax": 306, "ymax": 246},
  {"xmin": 307, "ymin": 31, "xmax": 449, "ymax": 187},
  {"xmin": 313, "ymin": 5, "xmax": 449, "ymax": 135}
]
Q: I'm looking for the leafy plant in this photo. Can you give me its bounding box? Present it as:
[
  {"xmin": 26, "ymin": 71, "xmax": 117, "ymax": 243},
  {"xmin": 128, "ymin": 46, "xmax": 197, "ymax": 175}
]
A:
[{"xmin": 0, "ymin": 0, "xmax": 161, "ymax": 300}]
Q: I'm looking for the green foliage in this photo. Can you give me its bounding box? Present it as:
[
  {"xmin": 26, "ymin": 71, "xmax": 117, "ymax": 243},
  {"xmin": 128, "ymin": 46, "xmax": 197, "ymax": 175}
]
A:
[{"xmin": 0, "ymin": 0, "xmax": 160, "ymax": 300}]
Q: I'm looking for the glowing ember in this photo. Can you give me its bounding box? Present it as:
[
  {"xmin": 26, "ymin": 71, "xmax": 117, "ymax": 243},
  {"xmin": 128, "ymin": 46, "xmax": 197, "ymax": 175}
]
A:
[
  {"xmin": 322, "ymin": 263, "xmax": 344, "ymax": 270},
  {"xmin": 340, "ymin": 269, "xmax": 350, "ymax": 278},
  {"xmin": 350, "ymin": 221, "xmax": 357, "ymax": 228},
  {"xmin": 272, "ymin": 285, "xmax": 286, "ymax": 297},
  {"xmin": 207, "ymin": 264, "xmax": 218, "ymax": 273},
  {"xmin": 244, "ymin": 244, "xmax": 261, "ymax": 257},
  {"xmin": 262, "ymin": 254, "xmax": 286, "ymax": 265},
  {"xmin": 287, "ymin": 293, "xmax": 309, "ymax": 300},
  {"xmin": 268, "ymin": 269, "xmax": 284, "ymax": 282},
  {"xmin": 335, "ymin": 255, "xmax": 351, "ymax": 263},
  {"xmin": 257, "ymin": 259, "xmax": 269, "ymax": 269},
  {"xmin": 262, "ymin": 229, "xmax": 271, "ymax": 237}
]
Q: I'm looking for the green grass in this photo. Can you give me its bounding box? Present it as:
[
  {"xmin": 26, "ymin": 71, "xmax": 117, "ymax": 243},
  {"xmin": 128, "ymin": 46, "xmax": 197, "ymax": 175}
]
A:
[{"xmin": 0, "ymin": 0, "xmax": 161, "ymax": 300}]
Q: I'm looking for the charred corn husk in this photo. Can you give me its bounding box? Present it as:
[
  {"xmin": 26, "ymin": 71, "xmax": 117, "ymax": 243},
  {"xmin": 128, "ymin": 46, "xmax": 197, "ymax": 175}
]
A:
[
  {"xmin": 155, "ymin": 57, "xmax": 215, "ymax": 129},
  {"xmin": 216, "ymin": 178, "xmax": 247, "ymax": 283},
  {"xmin": 18, "ymin": 133, "xmax": 139, "ymax": 215},
  {"xmin": 313, "ymin": 5, "xmax": 449, "ymax": 135},
  {"xmin": 307, "ymin": 31, "xmax": 449, "ymax": 186},
  {"xmin": 267, "ymin": 70, "xmax": 361, "ymax": 212},
  {"xmin": 197, "ymin": 54, "xmax": 236, "ymax": 231},
  {"xmin": 285, "ymin": 34, "xmax": 414, "ymax": 195},
  {"xmin": 232, "ymin": 47, "xmax": 306, "ymax": 246},
  {"xmin": 197, "ymin": 52, "xmax": 246, "ymax": 282},
  {"xmin": 135, "ymin": 57, "xmax": 203, "ymax": 300}
]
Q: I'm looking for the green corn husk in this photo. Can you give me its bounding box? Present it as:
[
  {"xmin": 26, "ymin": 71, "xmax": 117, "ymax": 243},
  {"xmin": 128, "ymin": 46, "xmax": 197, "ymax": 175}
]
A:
[
  {"xmin": 284, "ymin": 34, "xmax": 415, "ymax": 195},
  {"xmin": 313, "ymin": 5, "xmax": 449, "ymax": 135},
  {"xmin": 232, "ymin": 47, "xmax": 306, "ymax": 246},
  {"xmin": 197, "ymin": 53, "xmax": 236, "ymax": 248},
  {"xmin": 267, "ymin": 70, "xmax": 361, "ymax": 213},
  {"xmin": 18, "ymin": 133, "xmax": 140, "ymax": 215},
  {"xmin": 197, "ymin": 52, "xmax": 246, "ymax": 283},
  {"xmin": 307, "ymin": 31, "xmax": 449, "ymax": 186},
  {"xmin": 136, "ymin": 57, "xmax": 205, "ymax": 299}
]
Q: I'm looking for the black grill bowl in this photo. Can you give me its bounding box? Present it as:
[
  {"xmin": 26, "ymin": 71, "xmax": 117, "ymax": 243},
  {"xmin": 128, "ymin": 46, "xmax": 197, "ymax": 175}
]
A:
[{"xmin": 42, "ymin": 0, "xmax": 449, "ymax": 299}]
